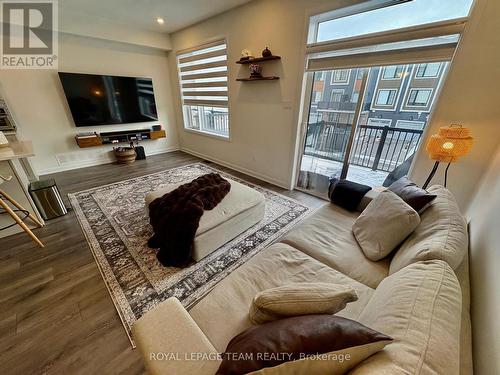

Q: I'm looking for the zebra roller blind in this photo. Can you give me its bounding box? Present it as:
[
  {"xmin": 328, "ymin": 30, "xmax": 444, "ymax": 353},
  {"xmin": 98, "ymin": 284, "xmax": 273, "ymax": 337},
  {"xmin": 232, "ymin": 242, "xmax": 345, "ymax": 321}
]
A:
[{"xmin": 177, "ymin": 40, "xmax": 228, "ymax": 108}]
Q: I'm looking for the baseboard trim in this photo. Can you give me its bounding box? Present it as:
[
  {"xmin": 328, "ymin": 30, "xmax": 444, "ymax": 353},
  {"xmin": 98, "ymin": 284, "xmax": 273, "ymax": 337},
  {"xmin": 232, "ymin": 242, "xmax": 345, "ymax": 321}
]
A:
[
  {"xmin": 181, "ymin": 147, "xmax": 290, "ymax": 190},
  {"xmin": 38, "ymin": 145, "xmax": 180, "ymax": 176}
]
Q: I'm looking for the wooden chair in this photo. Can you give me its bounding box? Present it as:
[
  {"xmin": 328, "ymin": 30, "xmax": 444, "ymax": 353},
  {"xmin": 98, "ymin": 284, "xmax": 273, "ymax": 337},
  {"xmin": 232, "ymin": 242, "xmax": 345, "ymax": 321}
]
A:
[{"xmin": 0, "ymin": 173, "xmax": 44, "ymax": 247}]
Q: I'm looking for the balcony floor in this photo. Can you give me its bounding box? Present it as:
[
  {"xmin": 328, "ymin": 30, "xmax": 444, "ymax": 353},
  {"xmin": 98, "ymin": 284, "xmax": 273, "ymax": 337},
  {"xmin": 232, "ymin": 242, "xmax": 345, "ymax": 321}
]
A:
[{"xmin": 301, "ymin": 155, "xmax": 389, "ymax": 187}]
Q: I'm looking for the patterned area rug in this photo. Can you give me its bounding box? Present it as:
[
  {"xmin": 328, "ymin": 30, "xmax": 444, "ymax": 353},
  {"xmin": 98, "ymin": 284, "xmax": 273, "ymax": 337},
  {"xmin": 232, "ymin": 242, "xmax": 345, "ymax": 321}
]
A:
[{"xmin": 69, "ymin": 163, "xmax": 312, "ymax": 346}]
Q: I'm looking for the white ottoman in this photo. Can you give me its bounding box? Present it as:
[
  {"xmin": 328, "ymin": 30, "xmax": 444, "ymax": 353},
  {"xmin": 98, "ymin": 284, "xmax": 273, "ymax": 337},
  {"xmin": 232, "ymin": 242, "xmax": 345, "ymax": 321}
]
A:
[{"xmin": 145, "ymin": 178, "xmax": 265, "ymax": 262}]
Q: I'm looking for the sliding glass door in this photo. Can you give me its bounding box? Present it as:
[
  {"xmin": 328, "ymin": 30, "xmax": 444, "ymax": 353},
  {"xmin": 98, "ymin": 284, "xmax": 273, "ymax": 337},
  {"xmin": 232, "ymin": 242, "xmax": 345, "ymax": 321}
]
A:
[
  {"xmin": 297, "ymin": 68, "xmax": 367, "ymax": 195},
  {"xmin": 295, "ymin": 0, "xmax": 473, "ymax": 198},
  {"xmin": 297, "ymin": 61, "xmax": 447, "ymax": 197}
]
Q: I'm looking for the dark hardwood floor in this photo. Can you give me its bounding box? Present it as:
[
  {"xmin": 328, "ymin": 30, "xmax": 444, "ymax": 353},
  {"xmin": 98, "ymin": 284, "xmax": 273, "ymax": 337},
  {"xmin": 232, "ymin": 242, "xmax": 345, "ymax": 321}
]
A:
[{"xmin": 0, "ymin": 151, "xmax": 323, "ymax": 375}]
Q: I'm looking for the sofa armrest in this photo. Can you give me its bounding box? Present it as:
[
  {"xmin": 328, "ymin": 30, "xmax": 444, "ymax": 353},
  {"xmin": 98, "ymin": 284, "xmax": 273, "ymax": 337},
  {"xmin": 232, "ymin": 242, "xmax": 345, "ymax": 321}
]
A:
[
  {"xmin": 356, "ymin": 189, "xmax": 380, "ymax": 212},
  {"xmin": 132, "ymin": 297, "xmax": 221, "ymax": 375}
]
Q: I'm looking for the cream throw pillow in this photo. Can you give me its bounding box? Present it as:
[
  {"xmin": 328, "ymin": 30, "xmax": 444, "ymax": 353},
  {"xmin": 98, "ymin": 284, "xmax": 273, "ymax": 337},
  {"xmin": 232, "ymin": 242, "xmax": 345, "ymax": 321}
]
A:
[
  {"xmin": 352, "ymin": 190, "xmax": 420, "ymax": 261},
  {"xmin": 249, "ymin": 283, "xmax": 358, "ymax": 324}
]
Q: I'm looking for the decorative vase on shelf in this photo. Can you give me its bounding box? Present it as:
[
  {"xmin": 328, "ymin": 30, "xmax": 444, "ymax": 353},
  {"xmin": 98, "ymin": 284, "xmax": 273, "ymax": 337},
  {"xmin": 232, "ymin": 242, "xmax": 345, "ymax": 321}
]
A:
[
  {"xmin": 249, "ymin": 63, "xmax": 262, "ymax": 77},
  {"xmin": 262, "ymin": 46, "xmax": 272, "ymax": 57},
  {"xmin": 240, "ymin": 49, "xmax": 253, "ymax": 61}
]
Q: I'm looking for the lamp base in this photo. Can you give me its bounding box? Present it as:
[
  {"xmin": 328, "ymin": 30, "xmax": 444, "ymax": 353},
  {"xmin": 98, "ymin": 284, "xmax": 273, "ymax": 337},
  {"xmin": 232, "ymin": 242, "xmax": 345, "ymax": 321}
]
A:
[{"xmin": 422, "ymin": 161, "xmax": 440, "ymax": 190}]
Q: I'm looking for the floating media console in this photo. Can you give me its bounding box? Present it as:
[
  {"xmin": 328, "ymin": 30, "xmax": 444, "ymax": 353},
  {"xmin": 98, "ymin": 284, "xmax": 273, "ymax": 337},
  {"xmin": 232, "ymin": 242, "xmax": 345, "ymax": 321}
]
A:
[{"xmin": 75, "ymin": 129, "xmax": 166, "ymax": 148}]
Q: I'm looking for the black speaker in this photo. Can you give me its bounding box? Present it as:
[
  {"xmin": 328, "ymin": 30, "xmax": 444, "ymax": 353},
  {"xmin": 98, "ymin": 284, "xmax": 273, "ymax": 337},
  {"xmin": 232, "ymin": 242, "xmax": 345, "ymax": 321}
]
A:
[
  {"xmin": 135, "ymin": 146, "xmax": 146, "ymax": 160},
  {"xmin": 152, "ymin": 125, "xmax": 162, "ymax": 131}
]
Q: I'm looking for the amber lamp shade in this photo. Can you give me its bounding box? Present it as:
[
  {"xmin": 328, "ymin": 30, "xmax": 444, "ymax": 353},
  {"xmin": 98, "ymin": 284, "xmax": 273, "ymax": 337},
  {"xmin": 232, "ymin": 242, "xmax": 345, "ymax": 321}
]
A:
[
  {"xmin": 425, "ymin": 125, "xmax": 473, "ymax": 162},
  {"xmin": 422, "ymin": 125, "xmax": 473, "ymax": 189}
]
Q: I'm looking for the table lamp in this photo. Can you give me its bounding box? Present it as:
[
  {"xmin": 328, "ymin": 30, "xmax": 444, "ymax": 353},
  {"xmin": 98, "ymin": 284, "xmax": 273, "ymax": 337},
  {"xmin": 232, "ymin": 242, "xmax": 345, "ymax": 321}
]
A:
[{"xmin": 422, "ymin": 124, "xmax": 473, "ymax": 189}]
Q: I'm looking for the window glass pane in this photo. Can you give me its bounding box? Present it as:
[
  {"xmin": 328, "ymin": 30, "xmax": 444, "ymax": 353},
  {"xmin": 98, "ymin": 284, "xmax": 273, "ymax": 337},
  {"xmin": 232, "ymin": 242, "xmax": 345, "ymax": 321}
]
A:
[
  {"xmin": 376, "ymin": 89, "xmax": 396, "ymax": 105},
  {"xmin": 317, "ymin": 0, "xmax": 473, "ymax": 43},
  {"xmin": 408, "ymin": 89, "xmax": 432, "ymax": 106},
  {"xmin": 299, "ymin": 61, "xmax": 448, "ymax": 196},
  {"xmin": 382, "ymin": 65, "xmax": 403, "ymax": 79},
  {"xmin": 183, "ymin": 105, "xmax": 229, "ymax": 135},
  {"xmin": 416, "ymin": 62, "xmax": 441, "ymax": 77}
]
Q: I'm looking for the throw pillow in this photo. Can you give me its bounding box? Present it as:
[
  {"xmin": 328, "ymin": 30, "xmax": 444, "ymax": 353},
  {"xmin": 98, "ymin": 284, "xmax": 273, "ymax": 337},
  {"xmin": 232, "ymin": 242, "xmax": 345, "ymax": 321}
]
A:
[
  {"xmin": 249, "ymin": 283, "xmax": 358, "ymax": 324},
  {"xmin": 216, "ymin": 315, "xmax": 392, "ymax": 375},
  {"xmin": 388, "ymin": 176, "xmax": 437, "ymax": 213},
  {"xmin": 329, "ymin": 179, "xmax": 372, "ymax": 211},
  {"xmin": 352, "ymin": 190, "xmax": 420, "ymax": 261}
]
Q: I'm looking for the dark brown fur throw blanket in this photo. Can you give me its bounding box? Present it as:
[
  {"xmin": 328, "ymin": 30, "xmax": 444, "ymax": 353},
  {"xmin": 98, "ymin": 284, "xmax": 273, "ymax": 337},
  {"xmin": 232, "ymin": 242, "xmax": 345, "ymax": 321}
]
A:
[{"xmin": 148, "ymin": 173, "xmax": 231, "ymax": 267}]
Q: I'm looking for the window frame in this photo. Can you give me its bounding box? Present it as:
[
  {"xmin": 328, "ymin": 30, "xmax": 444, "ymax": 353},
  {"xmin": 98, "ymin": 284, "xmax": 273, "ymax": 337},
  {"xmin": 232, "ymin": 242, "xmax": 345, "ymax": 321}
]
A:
[
  {"xmin": 309, "ymin": 0, "xmax": 473, "ymax": 46},
  {"xmin": 331, "ymin": 69, "xmax": 350, "ymax": 84},
  {"xmin": 295, "ymin": 0, "xmax": 472, "ymax": 194}
]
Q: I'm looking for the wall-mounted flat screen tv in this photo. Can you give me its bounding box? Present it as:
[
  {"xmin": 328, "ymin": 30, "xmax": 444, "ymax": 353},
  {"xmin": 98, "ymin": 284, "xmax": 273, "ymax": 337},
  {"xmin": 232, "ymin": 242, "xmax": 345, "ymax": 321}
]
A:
[{"xmin": 58, "ymin": 72, "xmax": 158, "ymax": 127}]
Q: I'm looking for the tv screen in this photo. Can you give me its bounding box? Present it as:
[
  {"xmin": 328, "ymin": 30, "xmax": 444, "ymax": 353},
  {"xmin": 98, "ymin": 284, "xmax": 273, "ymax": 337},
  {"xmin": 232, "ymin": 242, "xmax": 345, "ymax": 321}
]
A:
[{"xmin": 58, "ymin": 72, "xmax": 158, "ymax": 127}]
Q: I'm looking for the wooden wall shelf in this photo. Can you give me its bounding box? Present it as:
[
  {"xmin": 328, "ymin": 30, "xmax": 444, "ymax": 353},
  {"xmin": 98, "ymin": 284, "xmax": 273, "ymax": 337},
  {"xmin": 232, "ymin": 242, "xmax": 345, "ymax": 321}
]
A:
[
  {"xmin": 236, "ymin": 55, "xmax": 281, "ymax": 64},
  {"xmin": 236, "ymin": 76, "xmax": 280, "ymax": 82},
  {"xmin": 75, "ymin": 129, "xmax": 166, "ymax": 148}
]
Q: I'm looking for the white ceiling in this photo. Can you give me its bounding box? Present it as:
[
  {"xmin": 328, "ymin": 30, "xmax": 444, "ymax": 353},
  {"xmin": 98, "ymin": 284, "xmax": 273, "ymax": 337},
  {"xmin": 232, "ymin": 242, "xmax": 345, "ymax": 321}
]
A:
[{"xmin": 59, "ymin": 0, "xmax": 252, "ymax": 34}]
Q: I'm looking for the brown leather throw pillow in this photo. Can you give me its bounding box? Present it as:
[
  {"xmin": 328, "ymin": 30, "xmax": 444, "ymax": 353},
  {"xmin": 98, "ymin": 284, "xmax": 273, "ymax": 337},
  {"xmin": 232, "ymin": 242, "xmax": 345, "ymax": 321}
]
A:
[
  {"xmin": 388, "ymin": 176, "xmax": 437, "ymax": 213},
  {"xmin": 216, "ymin": 314, "xmax": 392, "ymax": 375}
]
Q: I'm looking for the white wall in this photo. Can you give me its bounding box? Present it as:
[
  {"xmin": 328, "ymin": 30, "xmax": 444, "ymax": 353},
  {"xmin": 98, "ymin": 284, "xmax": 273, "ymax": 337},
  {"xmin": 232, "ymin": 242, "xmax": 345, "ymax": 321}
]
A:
[
  {"xmin": 0, "ymin": 33, "xmax": 179, "ymax": 175},
  {"xmin": 410, "ymin": 0, "xmax": 500, "ymax": 211},
  {"xmin": 169, "ymin": 0, "xmax": 363, "ymax": 188},
  {"xmin": 466, "ymin": 144, "xmax": 500, "ymax": 375}
]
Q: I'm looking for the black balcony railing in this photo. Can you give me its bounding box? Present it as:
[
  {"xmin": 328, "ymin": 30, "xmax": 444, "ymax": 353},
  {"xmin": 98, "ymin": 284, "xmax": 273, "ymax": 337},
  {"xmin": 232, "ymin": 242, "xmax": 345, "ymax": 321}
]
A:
[
  {"xmin": 204, "ymin": 111, "xmax": 229, "ymax": 134},
  {"xmin": 304, "ymin": 121, "xmax": 424, "ymax": 173}
]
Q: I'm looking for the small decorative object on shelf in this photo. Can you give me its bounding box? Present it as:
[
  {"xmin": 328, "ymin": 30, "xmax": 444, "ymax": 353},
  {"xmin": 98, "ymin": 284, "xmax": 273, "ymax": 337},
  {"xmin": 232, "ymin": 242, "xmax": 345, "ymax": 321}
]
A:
[
  {"xmin": 262, "ymin": 46, "xmax": 272, "ymax": 57},
  {"xmin": 0, "ymin": 131, "xmax": 9, "ymax": 148},
  {"xmin": 249, "ymin": 63, "xmax": 263, "ymax": 77},
  {"xmin": 239, "ymin": 49, "xmax": 253, "ymax": 62},
  {"xmin": 113, "ymin": 145, "xmax": 136, "ymax": 164}
]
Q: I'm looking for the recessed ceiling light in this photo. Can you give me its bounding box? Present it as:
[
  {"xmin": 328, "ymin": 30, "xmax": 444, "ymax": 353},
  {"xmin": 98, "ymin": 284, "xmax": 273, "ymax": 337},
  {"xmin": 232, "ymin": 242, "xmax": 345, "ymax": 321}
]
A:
[{"xmin": 156, "ymin": 17, "xmax": 165, "ymax": 25}]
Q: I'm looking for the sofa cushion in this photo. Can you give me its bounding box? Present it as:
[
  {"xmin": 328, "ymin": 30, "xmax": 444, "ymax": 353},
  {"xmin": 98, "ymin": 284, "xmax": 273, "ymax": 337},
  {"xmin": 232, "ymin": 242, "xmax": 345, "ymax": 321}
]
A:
[
  {"xmin": 387, "ymin": 176, "xmax": 437, "ymax": 212},
  {"xmin": 249, "ymin": 340, "xmax": 391, "ymax": 375},
  {"xmin": 389, "ymin": 185, "xmax": 468, "ymax": 274},
  {"xmin": 351, "ymin": 260, "xmax": 462, "ymax": 375},
  {"xmin": 328, "ymin": 179, "xmax": 372, "ymax": 211},
  {"xmin": 217, "ymin": 315, "xmax": 392, "ymax": 375},
  {"xmin": 249, "ymin": 283, "xmax": 358, "ymax": 324},
  {"xmin": 281, "ymin": 204, "xmax": 390, "ymax": 288},
  {"xmin": 189, "ymin": 243, "xmax": 375, "ymax": 352},
  {"xmin": 353, "ymin": 191, "xmax": 420, "ymax": 261},
  {"xmin": 132, "ymin": 297, "xmax": 222, "ymax": 375}
]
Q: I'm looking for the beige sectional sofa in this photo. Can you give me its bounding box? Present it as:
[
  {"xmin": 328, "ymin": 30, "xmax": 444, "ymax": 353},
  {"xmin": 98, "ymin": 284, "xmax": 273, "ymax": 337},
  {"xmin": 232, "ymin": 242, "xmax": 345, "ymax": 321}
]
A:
[{"xmin": 133, "ymin": 185, "xmax": 472, "ymax": 375}]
